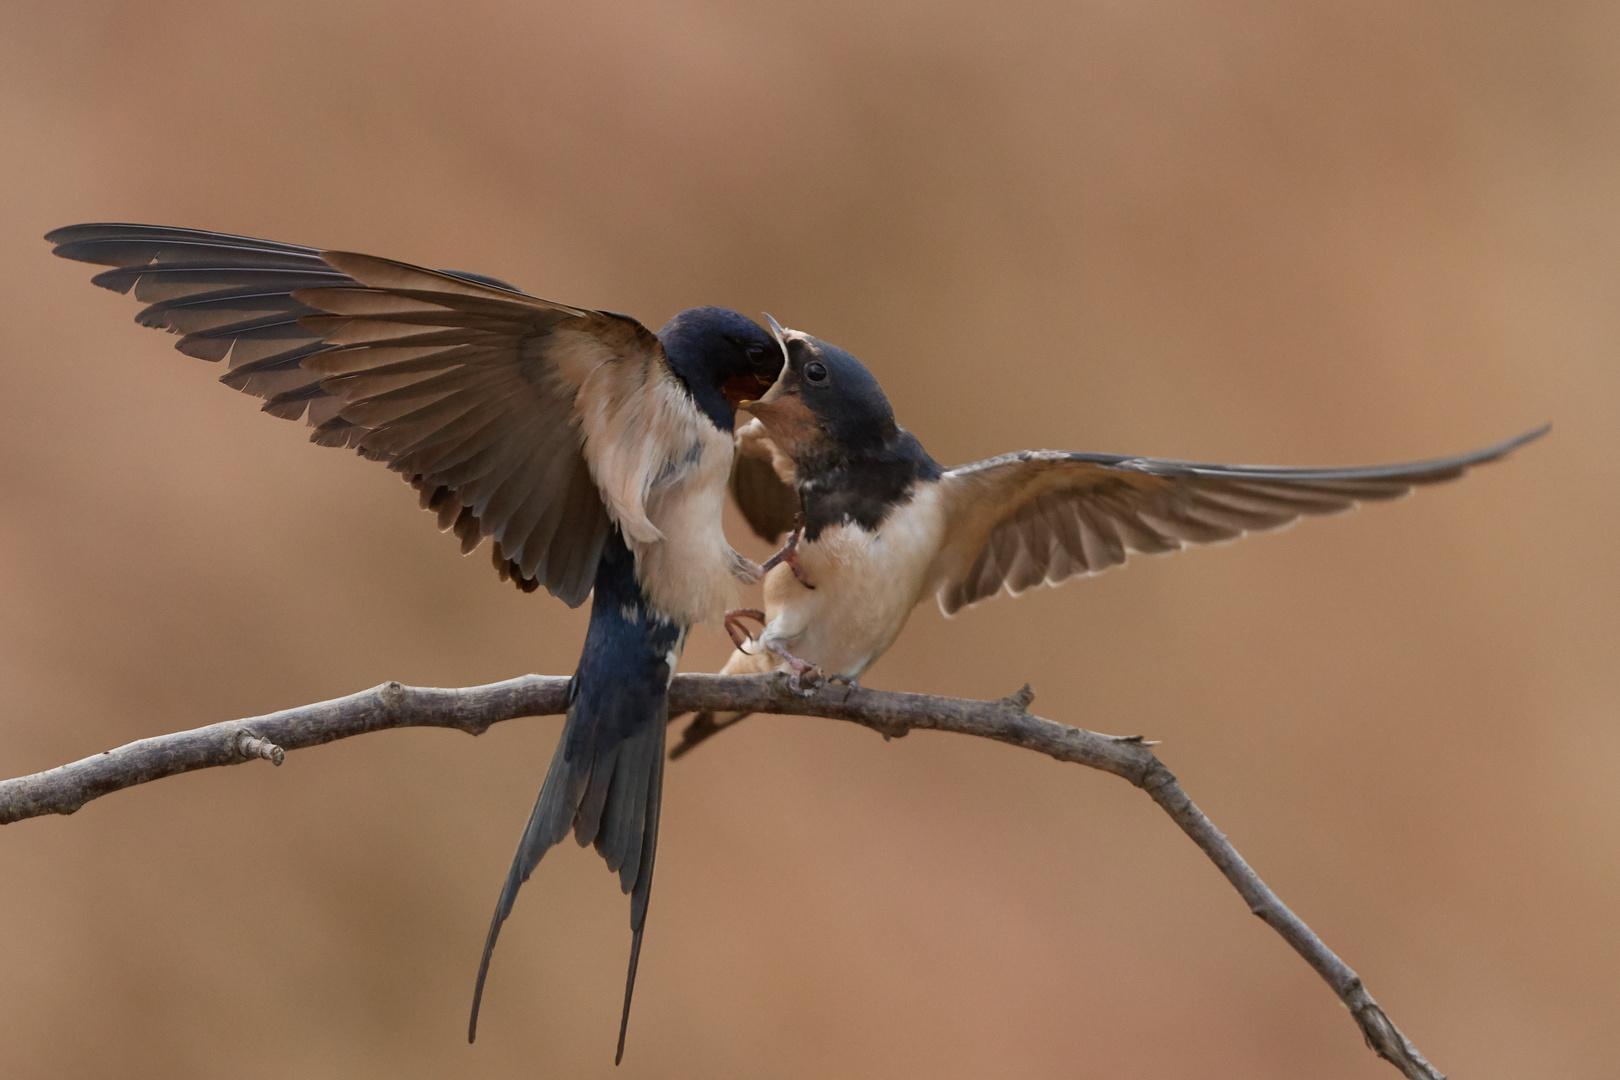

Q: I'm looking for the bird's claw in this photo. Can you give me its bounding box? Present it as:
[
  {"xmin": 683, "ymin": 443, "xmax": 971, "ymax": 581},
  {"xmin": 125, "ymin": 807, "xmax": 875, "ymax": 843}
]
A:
[
  {"xmin": 785, "ymin": 661, "xmax": 822, "ymax": 696},
  {"xmin": 724, "ymin": 608, "xmax": 767, "ymax": 652},
  {"xmin": 767, "ymin": 642, "xmax": 822, "ymax": 696}
]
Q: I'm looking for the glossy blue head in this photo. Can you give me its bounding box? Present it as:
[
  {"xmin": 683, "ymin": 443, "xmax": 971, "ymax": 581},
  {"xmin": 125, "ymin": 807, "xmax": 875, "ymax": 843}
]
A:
[
  {"xmin": 744, "ymin": 326, "xmax": 899, "ymax": 460},
  {"xmin": 656, "ymin": 307, "xmax": 784, "ymax": 432}
]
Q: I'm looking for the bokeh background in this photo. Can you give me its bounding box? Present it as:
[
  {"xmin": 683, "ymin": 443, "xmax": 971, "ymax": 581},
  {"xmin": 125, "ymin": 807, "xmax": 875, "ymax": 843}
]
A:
[{"xmin": 0, "ymin": 2, "xmax": 1613, "ymax": 1076}]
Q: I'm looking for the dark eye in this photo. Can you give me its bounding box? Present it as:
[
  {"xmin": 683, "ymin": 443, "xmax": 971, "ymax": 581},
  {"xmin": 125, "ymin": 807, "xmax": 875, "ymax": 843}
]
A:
[
  {"xmin": 804, "ymin": 361, "xmax": 828, "ymax": 384},
  {"xmin": 745, "ymin": 342, "xmax": 768, "ymax": 363}
]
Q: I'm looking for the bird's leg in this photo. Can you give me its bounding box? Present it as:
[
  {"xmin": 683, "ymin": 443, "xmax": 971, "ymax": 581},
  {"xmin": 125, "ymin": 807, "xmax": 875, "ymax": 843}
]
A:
[
  {"xmin": 759, "ymin": 512, "xmax": 814, "ymax": 589},
  {"xmin": 724, "ymin": 608, "xmax": 767, "ymax": 652},
  {"xmin": 756, "ymin": 518, "xmax": 797, "ymax": 574},
  {"xmin": 766, "ymin": 642, "xmax": 822, "ymax": 696}
]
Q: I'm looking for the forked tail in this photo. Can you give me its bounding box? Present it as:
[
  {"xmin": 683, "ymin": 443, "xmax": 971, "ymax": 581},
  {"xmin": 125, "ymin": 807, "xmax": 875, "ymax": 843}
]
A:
[{"xmin": 468, "ymin": 530, "xmax": 684, "ymax": 1063}]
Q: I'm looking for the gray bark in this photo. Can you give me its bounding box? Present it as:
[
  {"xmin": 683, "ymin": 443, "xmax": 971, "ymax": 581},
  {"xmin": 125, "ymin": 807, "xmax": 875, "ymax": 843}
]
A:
[{"xmin": 0, "ymin": 673, "xmax": 1441, "ymax": 1079}]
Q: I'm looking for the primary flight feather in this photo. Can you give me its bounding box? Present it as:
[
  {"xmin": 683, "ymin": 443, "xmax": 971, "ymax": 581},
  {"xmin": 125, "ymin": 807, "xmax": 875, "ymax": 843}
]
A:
[
  {"xmin": 47, "ymin": 223, "xmax": 786, "ymax": 1061},
  {"xmin": 689, "ymin": 326, "xmax": 1545, "ymax": 742}
]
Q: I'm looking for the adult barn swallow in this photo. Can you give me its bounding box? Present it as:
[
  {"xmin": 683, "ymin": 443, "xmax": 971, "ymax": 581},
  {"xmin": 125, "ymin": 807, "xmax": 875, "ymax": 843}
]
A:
[
  {"xmin": 46, "ymin": 224, "xmax": 785, "ymax": 1060},
  {"xmin": 699, "ymin": 326, "xmax": 1545, "ymax": 730}
]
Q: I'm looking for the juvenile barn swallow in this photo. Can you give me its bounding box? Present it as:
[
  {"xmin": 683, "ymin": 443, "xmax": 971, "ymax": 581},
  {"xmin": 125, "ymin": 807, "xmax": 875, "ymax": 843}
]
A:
[
  {"xmin": 47, "ymin": 224, "xmax": 785, "ymax": 1060},
  {"xmin": 690, "ymin": 325, "xmax": 1546, "ymax": 741}
]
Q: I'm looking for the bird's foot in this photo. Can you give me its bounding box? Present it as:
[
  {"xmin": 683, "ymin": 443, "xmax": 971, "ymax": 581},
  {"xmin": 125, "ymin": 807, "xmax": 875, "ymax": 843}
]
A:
[
  {"xmin": 724, "ymin": 608, "xmax": 767, "ymax": 652},
  {"xmin": 760, "ymin": 513, "xmax": 814, "ymax": 590},
  {"xmin": 767, "ymin": 642, "xmax": 822, "ymax": 696}
]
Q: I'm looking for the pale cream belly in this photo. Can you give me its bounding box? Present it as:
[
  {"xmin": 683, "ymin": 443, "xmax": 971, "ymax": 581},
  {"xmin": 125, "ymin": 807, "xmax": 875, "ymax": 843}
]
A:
[
  {"xmin": 632, "ymin": 426, "xmax": 746, "ymax": 627},
  {"xmin": 754, "ymin": 487, "xmax": 946, "ymax": 679}
]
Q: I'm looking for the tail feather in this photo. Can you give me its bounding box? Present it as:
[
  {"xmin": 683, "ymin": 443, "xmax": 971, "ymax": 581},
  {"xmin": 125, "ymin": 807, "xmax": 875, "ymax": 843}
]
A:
[
  {"xmin": 571, "ymin": 743, "xmax": 622, "ymax": 851},
  {"xmin": 616, "ymin": 721, "xmax": 664, "ymax": 1065},
  {"xmin": 671, "ymin": 710, "xmax": 755, "ymax": 760},
  {"xmin": 468, "ymin": 529, "xmax": 683, "ymax": 1058},
  {"xmin": 468, "ymin": 728, "xmax": 586, "ymax": 1041},
  {"xmin": 669, "ymin": 629, "xmax": 780, "ymax": 758},
  {"xmin": 595, "ymin": 720, "xmax": 660, "ymax": 882}
]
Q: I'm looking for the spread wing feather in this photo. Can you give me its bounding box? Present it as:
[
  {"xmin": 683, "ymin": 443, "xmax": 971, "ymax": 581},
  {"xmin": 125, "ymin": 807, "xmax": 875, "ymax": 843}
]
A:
[
  {"xmin": 728, "ymin": 417, "xmax": 800, "ymax": 542},
  {"xmin": 48, "ymin": 222, "xmax": 698, "ymax": 605},
  {"xmin": 928, "ymin": 425, "xmax": 1548, "ymax": 615}
]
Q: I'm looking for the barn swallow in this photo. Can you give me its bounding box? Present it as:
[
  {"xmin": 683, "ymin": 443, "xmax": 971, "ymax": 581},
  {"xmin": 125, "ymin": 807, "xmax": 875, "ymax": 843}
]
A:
[
  {"xmin": 687, "ymin": 325, "xmax": 1547, "ymax": 743},
  {"xmin": 46, "ymin": 224, "xmax": 785, "ymax": 1061}
]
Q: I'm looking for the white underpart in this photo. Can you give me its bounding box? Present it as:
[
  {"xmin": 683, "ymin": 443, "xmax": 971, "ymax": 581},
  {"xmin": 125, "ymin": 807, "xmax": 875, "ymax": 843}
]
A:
[
  {"xmin": 632, "ymin": 422, "xmax": 746, "ymax": 627},
  {"xmin": 664, "ymin": 625, "xmax": 687, "ymax": 686},
  {"xmin": 754, "ymin": 483, "xmax": 948, "ymax": 680},
  {"xmin": 569, "ymin": 334, "xmax": 703, "ymax": 546}
]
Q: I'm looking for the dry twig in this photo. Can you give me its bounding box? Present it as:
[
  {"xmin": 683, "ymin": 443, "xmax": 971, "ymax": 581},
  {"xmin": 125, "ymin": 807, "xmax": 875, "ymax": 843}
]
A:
[{"xmin": 0, "ymin": 673, "xmax": 1441, "ymax": 1079}]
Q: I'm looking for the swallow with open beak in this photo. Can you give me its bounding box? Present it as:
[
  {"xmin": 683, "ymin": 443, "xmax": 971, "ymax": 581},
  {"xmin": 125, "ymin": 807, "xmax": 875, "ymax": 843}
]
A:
[
  {"xmin": 46, "ymin": 223, "xmax": 786, "ymax": 1061},
  {"xmin": 686, "ymin": 323, "xmax": 1547, "ymax": 745}
]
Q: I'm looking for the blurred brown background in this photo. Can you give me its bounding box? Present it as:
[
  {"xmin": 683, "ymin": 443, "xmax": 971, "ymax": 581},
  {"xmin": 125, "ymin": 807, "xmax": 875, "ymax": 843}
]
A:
[{"xmin": 0, "ymin": 1, "xmax": 1612, "ymax": 1076}]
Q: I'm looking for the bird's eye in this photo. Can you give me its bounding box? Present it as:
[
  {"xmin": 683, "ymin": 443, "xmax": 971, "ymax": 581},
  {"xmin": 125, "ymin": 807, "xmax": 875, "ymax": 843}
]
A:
[
  {"xmin": 804, "ymin": 361, "xmax": 828, "ymax": 384},
  {"xmin": 745, "ymin": 342, "xmax": 768, "ymax": 362}
]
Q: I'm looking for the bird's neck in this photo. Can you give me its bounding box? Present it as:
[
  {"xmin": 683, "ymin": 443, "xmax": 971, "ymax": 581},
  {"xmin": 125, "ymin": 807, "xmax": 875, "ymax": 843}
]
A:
[
  {"xmin": 796, "ymin": 432, "xmax": 940, "ymax": 541},
  {"xmin": 657, "ymin": 340, "xmax": 736, "ymax": 433}
]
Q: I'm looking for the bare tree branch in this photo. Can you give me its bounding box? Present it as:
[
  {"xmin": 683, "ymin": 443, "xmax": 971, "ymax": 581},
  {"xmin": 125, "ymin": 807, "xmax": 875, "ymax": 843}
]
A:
[{"xmin": 0, "ymin": 673, "xmax": 1441, "ymax": 1079}]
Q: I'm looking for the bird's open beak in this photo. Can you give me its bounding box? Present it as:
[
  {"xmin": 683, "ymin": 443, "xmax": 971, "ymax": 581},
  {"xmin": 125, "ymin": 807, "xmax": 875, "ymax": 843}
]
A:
[
  {"xmin": 739, "ymin": 377, "xmax": 789, "ymax": 413},
  {"xmin": 741, "ymin": 313, "xmax": 795, "ymax": 414},
  {"xmin": 763, "ymin": 312, "xmax": 790, "ymax": 366}
]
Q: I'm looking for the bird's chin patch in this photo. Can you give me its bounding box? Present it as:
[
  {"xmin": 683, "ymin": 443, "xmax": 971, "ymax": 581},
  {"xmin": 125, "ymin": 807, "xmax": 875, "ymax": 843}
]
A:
[{"xmin": 743, "ymin": 395, "xmax": 824, "ymax": 458}]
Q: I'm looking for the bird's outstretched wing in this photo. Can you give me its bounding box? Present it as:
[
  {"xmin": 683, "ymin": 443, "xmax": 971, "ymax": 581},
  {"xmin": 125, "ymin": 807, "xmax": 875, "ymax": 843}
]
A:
[
  {"xmin": 48, "ymin": 223, "xmax": 704, "ymax": 605},
  {"xmin": 729, "ymin": 417, "xmax": 800, "ymax": 542},
  {"xmin": 926, "ymin": 425, "xmax": 1548, "ymax": 615}
]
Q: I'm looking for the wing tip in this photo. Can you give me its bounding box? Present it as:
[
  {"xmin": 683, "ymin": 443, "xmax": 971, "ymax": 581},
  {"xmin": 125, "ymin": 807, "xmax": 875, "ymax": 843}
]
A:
[
  {"xmin": 1497, "ymin": 421, "xmax": 1552, "ymax": 456},
  {"xmin": 44, "ymin": 221, "xmax": 131, "ymax": 248},
  {"xmin": 1444, "ymin": 421, "xmax": 1551, "ymax": 473}
]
